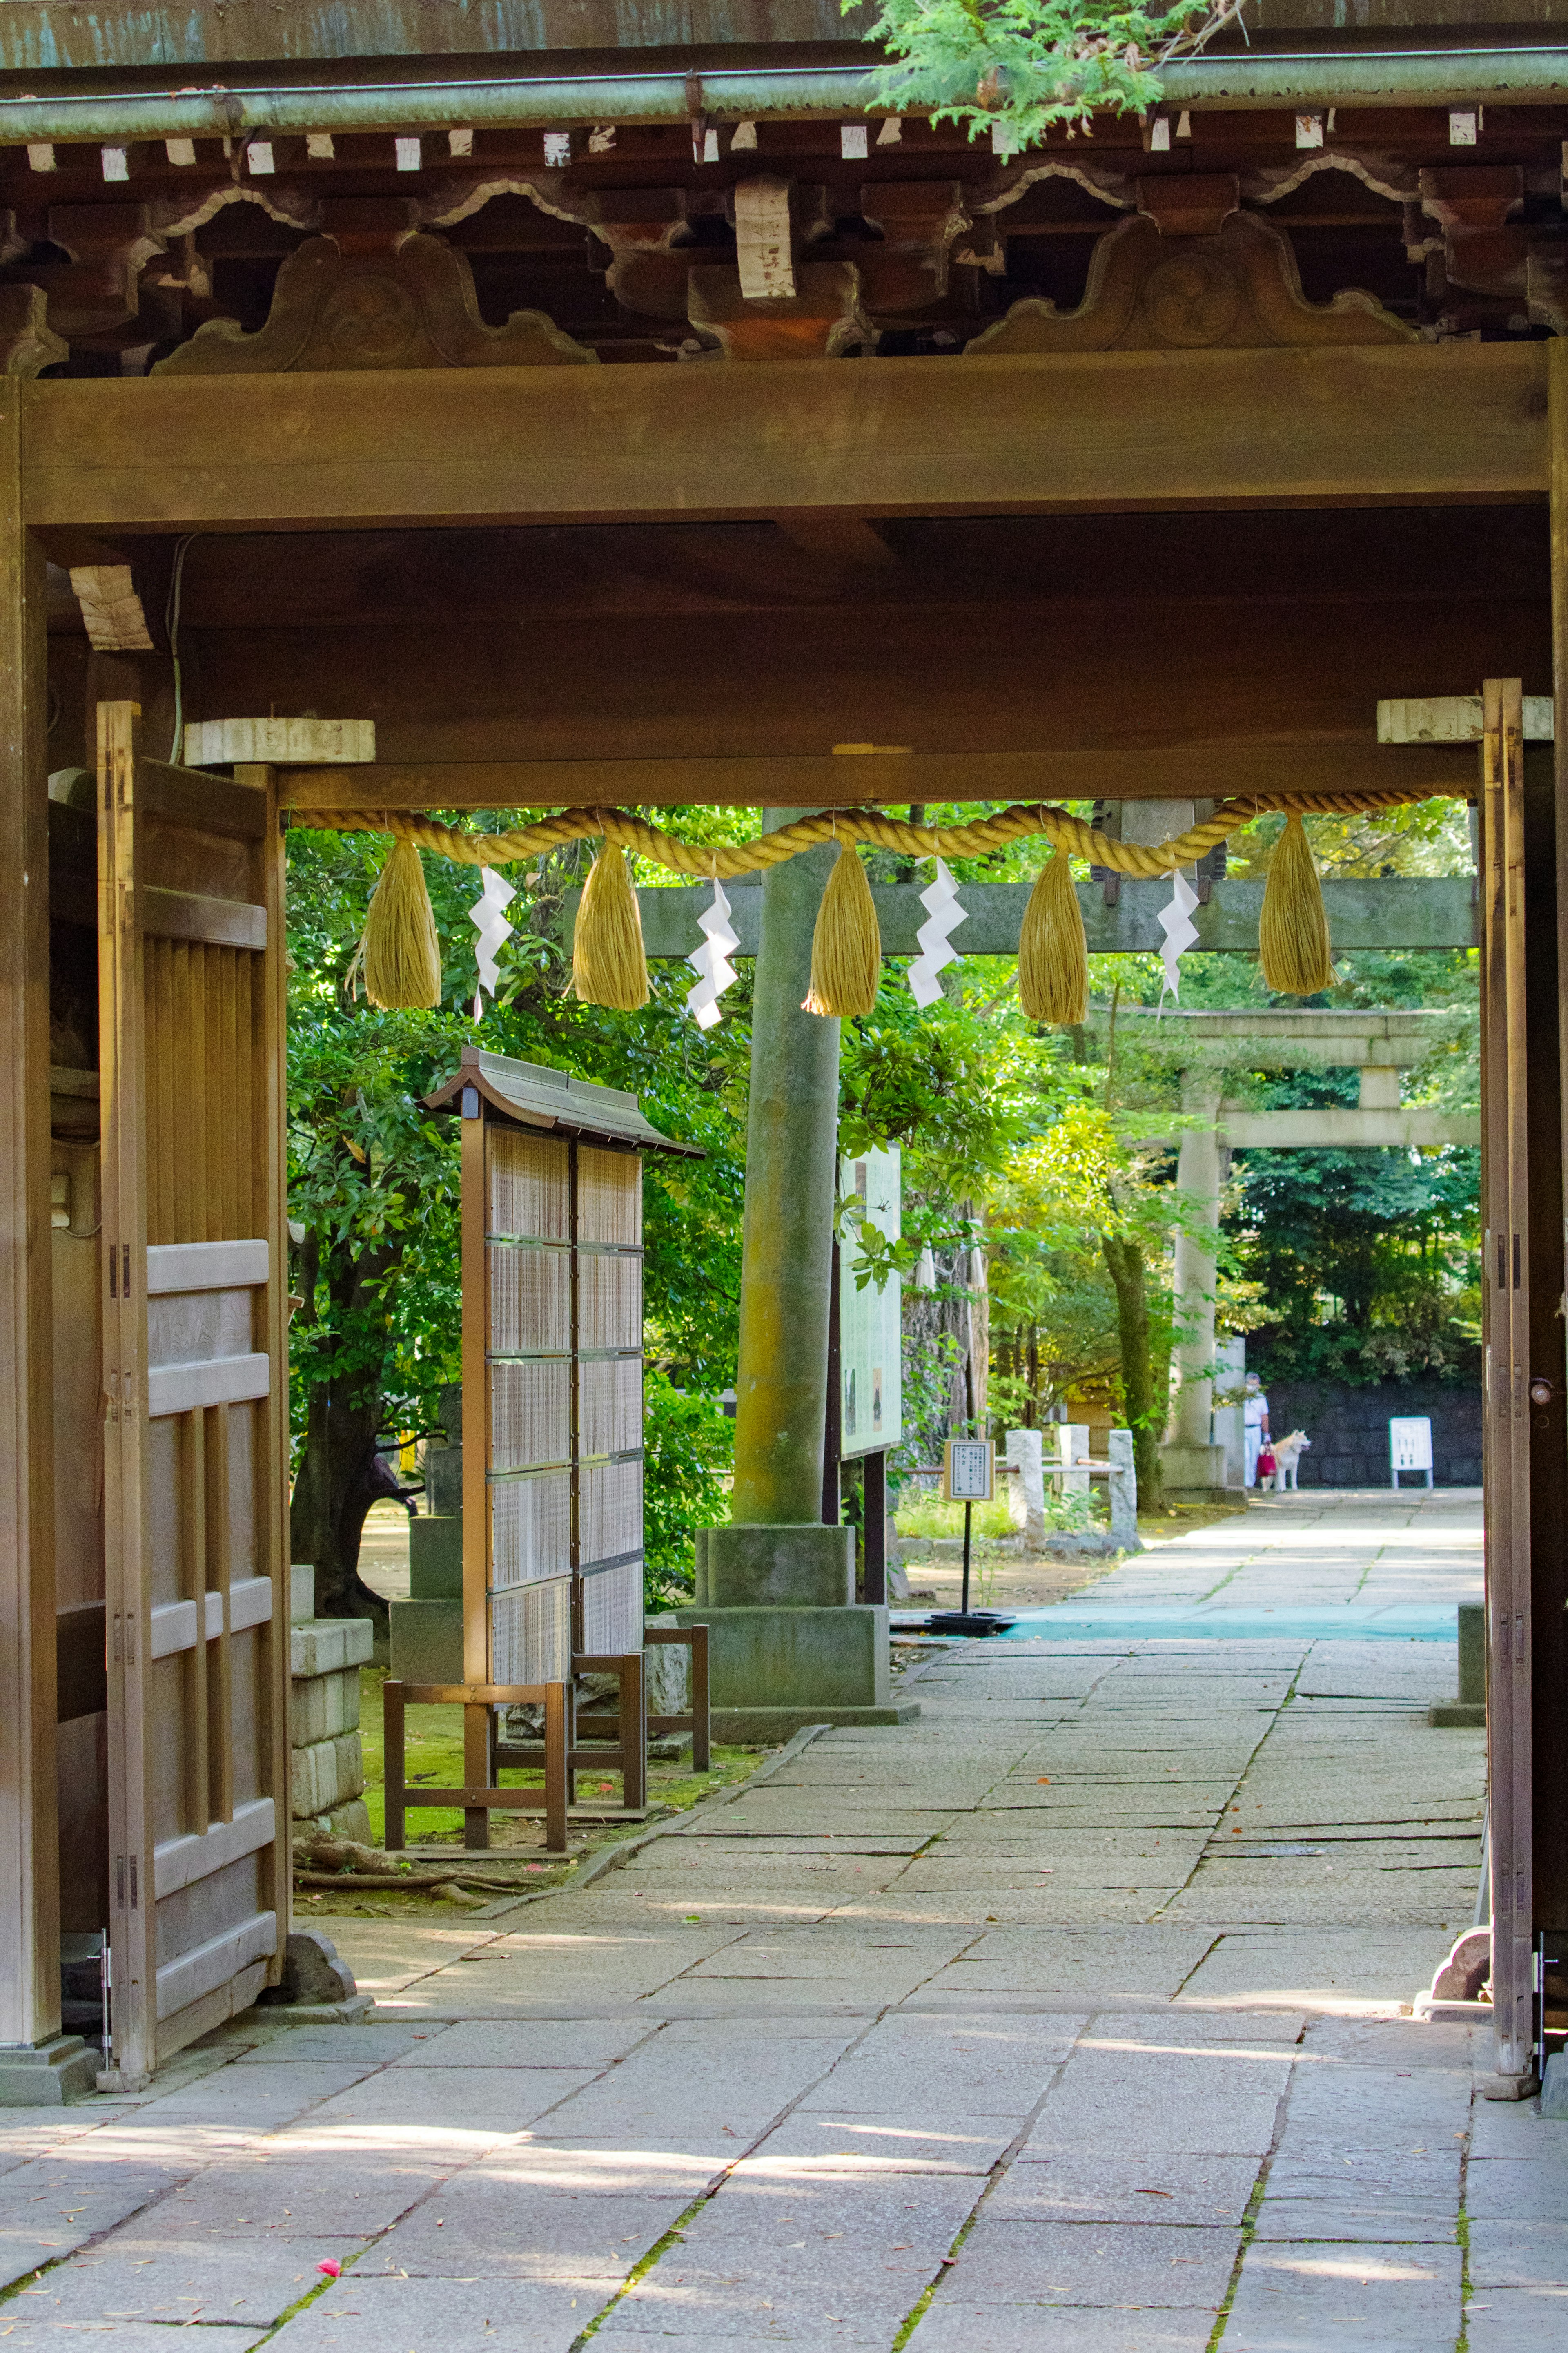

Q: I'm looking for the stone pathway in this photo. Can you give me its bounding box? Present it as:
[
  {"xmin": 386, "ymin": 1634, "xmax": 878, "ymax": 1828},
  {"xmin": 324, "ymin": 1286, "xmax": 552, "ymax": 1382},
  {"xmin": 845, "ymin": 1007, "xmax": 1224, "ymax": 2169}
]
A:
[{"xmin": 4, "ymin": 1490, "xmax": 1563, "ymax": 2351}]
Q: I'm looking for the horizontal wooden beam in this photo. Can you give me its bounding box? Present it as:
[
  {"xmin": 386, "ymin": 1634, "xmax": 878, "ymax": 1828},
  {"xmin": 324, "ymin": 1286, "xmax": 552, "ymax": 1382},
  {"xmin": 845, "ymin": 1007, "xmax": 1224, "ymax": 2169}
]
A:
[
  {"xmin": 279, "ymin": 741, "xmax": 1477, "ymax": 813},
  {"xmin": 624, "ymin": 874, "xmax": 1480, "ymax": 957},
  {"xmin": 22, "ymin": 345, "xmax": 1546, "ymax": 533}
]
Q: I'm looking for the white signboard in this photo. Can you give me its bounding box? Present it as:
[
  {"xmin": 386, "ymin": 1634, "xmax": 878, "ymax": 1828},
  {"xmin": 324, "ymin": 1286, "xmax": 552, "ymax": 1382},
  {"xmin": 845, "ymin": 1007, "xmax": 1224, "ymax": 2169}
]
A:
[
  {"xmin": 1390, "ymin": 1416, "xmax": 1433, "ymax": 1472},
  {"xmin": 944, "ymin": 1438, "xmax": 994, "ymax": 1502},
  {"xmin": 839, "ymin": 1146, "xmax": 902, "ymax": 1459}
]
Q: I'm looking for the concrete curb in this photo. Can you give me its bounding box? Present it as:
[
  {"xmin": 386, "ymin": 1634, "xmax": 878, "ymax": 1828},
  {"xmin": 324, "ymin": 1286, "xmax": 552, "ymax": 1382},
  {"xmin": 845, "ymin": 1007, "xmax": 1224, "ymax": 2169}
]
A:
[{"xmin": 470, "ymin": 1722, "xmax": 832, "ymax": 1920}]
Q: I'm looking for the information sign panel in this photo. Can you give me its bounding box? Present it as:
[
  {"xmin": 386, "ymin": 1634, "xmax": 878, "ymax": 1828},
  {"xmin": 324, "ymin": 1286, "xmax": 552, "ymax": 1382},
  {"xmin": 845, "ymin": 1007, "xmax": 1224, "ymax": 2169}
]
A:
[
  {"xmin": 839, "ymin": 1146, "xmax": 902, "ymax": 1460},
  {"xmin": 1390, "ymin": 1416, "xmax": 1434, "ymax": 1472},
  {"xmin": 944, "ymin": 1438, "xmax": 994, "ymax": 1502}
]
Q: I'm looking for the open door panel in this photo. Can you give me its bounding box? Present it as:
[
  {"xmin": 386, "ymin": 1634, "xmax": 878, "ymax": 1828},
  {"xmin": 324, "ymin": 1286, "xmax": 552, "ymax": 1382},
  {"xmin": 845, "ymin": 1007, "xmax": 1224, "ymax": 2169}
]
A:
[
  {"xmin": 96, "ymin": 700, "xmax": 289, "ymax": 2087},
  {"xmin": 1480, "ymin": 676, "xmax": 1568, "ymax": 2092}
]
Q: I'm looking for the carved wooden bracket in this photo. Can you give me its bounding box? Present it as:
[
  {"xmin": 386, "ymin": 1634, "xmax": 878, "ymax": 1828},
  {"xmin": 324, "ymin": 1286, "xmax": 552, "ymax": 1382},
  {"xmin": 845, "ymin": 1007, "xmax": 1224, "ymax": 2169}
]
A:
[
  {"xmin": 0, "ymin": 284, "xmax": 65, "ymax": 377},
  {"xmin": 857, "ymin": 181, "xmax": 971, "ymax": 312},
  {"xmin": 7, "ymin": 202, "xmax": 167, "ymax": 341},
  {"xmin": 966, "ymin": 207, "xmax": 1415, "ymax": 354},
  {"xmin": 155, "ymin": 200, "xmax": 593, "ymax": 372},
  {"xmin": 1419, "ymin": 166, "xmax": 1527, "ymax": 301},
  {"xmin": 687, "ymin": 261, "xmax": 871, "ymax": 359}
]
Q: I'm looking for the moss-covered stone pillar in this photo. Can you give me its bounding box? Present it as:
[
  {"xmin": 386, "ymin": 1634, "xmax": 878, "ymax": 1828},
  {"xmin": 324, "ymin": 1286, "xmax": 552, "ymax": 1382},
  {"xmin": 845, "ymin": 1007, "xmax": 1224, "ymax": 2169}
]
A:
[
  {"xmin": 686, "ymin": 811, "xmax": 917, "ymax": 1736},
  {"xmin": 730, "ymin": 813, "xmax": 840, "ymax": 1523}
]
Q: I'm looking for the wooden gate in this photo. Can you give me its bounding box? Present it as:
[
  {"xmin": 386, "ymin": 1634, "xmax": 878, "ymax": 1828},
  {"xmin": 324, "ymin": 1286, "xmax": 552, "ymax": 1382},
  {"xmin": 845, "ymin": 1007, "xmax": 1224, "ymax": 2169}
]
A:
[
  {"xmin": 1480, "ymin": 676, "xmax": 1568, "ymax": 2090},
  {"xmin": 96, "ymin": 702, "xmax": 289, "ymax": 2086}
]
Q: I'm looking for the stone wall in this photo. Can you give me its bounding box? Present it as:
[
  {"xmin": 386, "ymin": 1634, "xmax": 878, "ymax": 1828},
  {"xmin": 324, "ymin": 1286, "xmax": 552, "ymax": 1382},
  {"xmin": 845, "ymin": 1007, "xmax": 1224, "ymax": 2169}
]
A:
[
  {"xmin": 291, "ymin": 1565, "xmax": 374, "ymax": 1841},
  {"xmin": 1261, "ymin": 1380, "xmax": 1482, "ymax": 1488}
]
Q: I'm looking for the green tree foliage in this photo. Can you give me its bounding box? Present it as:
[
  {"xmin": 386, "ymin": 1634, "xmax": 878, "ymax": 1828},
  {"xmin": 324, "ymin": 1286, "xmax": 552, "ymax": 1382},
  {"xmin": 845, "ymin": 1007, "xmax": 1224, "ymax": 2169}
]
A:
[
  {"xmin": 285, "ymin": 823, "xmax": 747, "ymax": 1620},
  {"xmin": 853, "ymin": 0, "xmax": 1245, "ymax": 155}
]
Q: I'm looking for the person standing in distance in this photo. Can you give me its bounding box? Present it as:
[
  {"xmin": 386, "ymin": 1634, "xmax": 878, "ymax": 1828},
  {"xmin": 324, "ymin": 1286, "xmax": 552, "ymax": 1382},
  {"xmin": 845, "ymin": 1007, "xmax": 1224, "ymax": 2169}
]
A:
[{"xmin": 1243, "ymin": 1372, "xmax": 1271, "ymax": 1489}]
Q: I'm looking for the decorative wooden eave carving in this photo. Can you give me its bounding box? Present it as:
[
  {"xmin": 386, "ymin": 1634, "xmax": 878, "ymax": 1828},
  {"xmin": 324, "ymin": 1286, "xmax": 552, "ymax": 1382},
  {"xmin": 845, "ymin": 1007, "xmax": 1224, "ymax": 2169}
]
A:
[
  {"xmin": 965, "ymin": 205, "xmax": 1417, "ymax": 356},
  {"xmin": 1244, "ymin": 152, "xmax": 1419, "ymax": 208},
  {"xmin": 973, "ymin": 161, "xmax": 1134, "ymax": 218},
  {"xmin": 151, "ymin": 183, "xmax": 321, "ymax": 241},
  {"xmin": 0, "ymin": 284, "xmax": 65, "ymax": 377},
  {"xmin": 416, "ymin": 174, "xmax": 588, "ymax": 234},
  {"xmin": 154, "ymin": 200, "xmax": 593, "ymax": 373}
]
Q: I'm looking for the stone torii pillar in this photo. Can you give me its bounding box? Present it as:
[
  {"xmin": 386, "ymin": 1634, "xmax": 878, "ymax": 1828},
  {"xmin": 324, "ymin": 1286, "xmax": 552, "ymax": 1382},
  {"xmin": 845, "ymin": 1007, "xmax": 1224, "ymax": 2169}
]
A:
[{"xmin": 1113, "ymin": 1008, "xmax": 1482, "ymax": 1502}]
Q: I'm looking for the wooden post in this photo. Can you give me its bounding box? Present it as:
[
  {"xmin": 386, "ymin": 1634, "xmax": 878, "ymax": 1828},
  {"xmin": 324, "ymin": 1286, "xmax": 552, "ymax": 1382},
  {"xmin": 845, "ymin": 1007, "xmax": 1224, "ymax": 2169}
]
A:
[
  {"xmin": 238, "ymin": 761, "xmax": 291, "ymax": 1981},
  {"xmin": 543, "ymin": 1682, "xmax": 568, "ymax": 1856},
  {"xmin": 862, "ymin": 1451, "xmax": 888, "ymax": 1607},
  {"xmin": 0, "ymin": 380, "xmax": 60, "ymax": 2059},
  {"xmin": 383, "ymin": 1680, "xmax": 406, "ymax": 1853},
  {"xmin": 821, "ymin": 1235, "xmax": 841, "ymax": 1527},
  {"xmin": 689, "ymin": 1624, "xmax": 711, "ymax": 1772},
  {"xmin": 730, "ymin": 815, "xmax": 840, "ymax": 1526},
  {"xmin": 460, "ymin": 1098, "xmax": 490, "ymax": 1850},
  {"xmin": 619, "ymin": 1650, "xmax": 646, "ymax": 1814}
]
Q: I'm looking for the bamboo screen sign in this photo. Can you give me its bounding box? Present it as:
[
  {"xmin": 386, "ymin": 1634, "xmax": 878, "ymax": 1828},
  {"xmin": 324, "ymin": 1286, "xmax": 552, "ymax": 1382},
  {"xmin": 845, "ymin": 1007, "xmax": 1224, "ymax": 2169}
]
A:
[{"xmin": 428, "ymin": 1049, "xmax": 698, "ymax": 1686}]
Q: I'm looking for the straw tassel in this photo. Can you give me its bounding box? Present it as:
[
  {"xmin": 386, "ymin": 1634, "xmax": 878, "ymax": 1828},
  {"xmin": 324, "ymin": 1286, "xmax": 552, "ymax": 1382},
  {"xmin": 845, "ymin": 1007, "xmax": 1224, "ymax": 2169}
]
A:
[
  {"xmin": 572, "ymin": 842, "xmax": 650, "ymax": 1010},
  {"xmin": 803, "ymin": 843, "xmax": 881, "ymax": 1017},
  {"xmin": 1258, "ymin": 811, "xmax": 1334, "ymax": 995},
  {"xmin": 1018, "ymin": 848, "xmax": 1088, "ymax": 1026},
  {"xmin": 357, "ymin": 836, "xmax": 442, "ymax": 1008}
]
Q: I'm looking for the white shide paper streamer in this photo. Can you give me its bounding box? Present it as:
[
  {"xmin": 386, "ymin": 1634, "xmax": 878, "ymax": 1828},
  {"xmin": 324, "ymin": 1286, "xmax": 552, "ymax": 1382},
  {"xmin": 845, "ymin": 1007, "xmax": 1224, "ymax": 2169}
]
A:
[
  {"xmin": 908, "ymin": 858, "xmax": 965, "ymax": 1008},
  {"xmin": 686, "ymin": 877, "xmax": 739, "ymax": 1030},
  {"xmin": 470, "ymin": 866, "xmax": 517, "ymax": 1019}
]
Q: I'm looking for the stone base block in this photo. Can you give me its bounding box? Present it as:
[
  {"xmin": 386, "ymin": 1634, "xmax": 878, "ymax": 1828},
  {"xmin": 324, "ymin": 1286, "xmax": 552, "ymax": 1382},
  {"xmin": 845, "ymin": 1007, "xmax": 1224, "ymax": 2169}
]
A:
[
  {"xmin": 389, "ymin": 1596, "xmax": 462, "ymax": 1684},
  {"xmin": 409, "ymin": 1513, "xmax": 463, "ymax": 1600},
  {"xmin": 1428, "ymin": 1702, "xmax": 1486, "ymax": 1727},
  {"xmin": 673, "ymin": 1601, "xmax": 910, "ymax": 1722},
  {"xmin": 0, "ymin": 2034, "xmax": 98, "ymax": 2106},
  {"xmin": 696, "ymin": 1523, "xmax": 854, "ymax": 1609},
  {"xmin": 291, "ymin": 1664, "xmax": 361, "ymax": 1746},
  {"xmin": 296, "ymin": 1798, "xmax": 373, "ymax": 1844},
  {"xmin": 713, "ymin": 1702, "xmax": 921, "ymax": 1741},
  {"xmin": 291, "ymin": 1731, "xmax": 363, "ymax": 1818},
  {"xmin": 1159, "ymin": 1443, "xmax": 1236, "ymax": 1504}
]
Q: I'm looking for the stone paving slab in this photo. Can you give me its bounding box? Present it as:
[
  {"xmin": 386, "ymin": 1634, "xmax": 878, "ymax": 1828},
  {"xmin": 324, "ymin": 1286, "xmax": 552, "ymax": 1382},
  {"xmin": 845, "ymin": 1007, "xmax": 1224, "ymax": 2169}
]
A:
[
  {"xmin": 1222, "ymin": 2240, "xmax": 1464, "ymax": 2346},
  {"xmin": 930, "ymin": 2214, "xmax": 1235, "ymax": 2308},
  {"xmin": 0, "ymin": 1492, "xmax": 1521, "ymax": 2353}
]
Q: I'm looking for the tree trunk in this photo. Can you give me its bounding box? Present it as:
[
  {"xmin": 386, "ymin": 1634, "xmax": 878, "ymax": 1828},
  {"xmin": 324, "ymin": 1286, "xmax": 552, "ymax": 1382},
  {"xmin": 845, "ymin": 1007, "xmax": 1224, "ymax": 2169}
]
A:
[
  {"xmin": 1103, "ymin": 1231, "xmax": 1163, "ymax": 1510},
  {"xmin": 288, "ymin": 1234, "xmax": 398, "ymax": 1627}
]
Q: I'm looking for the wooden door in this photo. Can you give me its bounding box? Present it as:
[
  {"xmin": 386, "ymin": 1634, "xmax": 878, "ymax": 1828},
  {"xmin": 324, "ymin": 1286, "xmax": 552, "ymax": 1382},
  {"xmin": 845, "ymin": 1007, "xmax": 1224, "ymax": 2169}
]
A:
[
  {"xmin": 1479, "ymin": 676, "xmax": 1568, "ymax": 2088},
  {"xmin": 96, "ymin": 702, "xmax": 289, "ymax": 2087}
]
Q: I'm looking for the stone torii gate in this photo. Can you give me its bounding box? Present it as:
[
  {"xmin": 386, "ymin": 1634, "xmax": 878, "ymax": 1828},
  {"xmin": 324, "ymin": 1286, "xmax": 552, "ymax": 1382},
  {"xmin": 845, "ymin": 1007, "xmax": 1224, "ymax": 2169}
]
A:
[{"xmin": 1106, "ymin": 1007, "xmax": 1482, "ymax": 1500}]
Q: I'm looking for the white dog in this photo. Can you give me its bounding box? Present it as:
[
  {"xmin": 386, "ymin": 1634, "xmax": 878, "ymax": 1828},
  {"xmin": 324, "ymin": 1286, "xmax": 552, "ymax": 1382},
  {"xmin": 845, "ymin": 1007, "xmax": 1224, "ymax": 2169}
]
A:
[{"xmin": 1271, "ymin": 1431, "xmax": 1311, "ymax": 1492}]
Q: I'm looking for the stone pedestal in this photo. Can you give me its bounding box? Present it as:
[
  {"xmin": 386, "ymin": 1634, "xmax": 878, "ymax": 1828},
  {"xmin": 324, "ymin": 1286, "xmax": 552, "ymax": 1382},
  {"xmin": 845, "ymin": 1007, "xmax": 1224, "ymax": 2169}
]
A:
[
  {"xmin": 690, "ymin": 1523, "xmax": 917, "ymax": 1735},
  {"xmin": 1158, "ymin": 1443, "xmax": 1232, "ymax": 1505},
  {"xmin": 390, "ymin": 1397, "xmax": 464, "ymax": 1684},
  {"xmin": 0, "ymin": 2034, "xmax": 98, "ymax": 2107}
]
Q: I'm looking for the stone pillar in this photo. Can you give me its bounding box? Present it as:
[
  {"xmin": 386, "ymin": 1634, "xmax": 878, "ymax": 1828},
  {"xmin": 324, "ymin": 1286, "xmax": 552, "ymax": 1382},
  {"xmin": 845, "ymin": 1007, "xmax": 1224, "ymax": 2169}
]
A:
[
  {"xmin": 1058, "ymin": 1425, "xmax": 1090, "ymax": 1504},
  {"xmin": 1005, "ymin": 1429, "xmax": 1046, "ymax": 1551},
  {"xmin": 728, "ymin": 812, "xmax": 841, "ymax": 1527},
  {"xmin": 690, "ymin": 813, "xmax": 915, "ymax": 1736},
  {"xmin": 1161, "ymin": 1071, "xmax": 1230, "ymax": 1500},
  {"xmin": 1106, "ymin": 1429, "xmax": 1142, "ymax": 1552}
]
